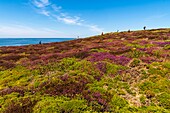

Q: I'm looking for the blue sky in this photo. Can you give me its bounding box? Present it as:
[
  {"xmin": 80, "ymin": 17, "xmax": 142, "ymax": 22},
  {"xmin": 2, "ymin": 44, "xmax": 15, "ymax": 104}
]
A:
[{"xmin": 0, "ymin": 0, "xmax": 170, "ymax": 38}]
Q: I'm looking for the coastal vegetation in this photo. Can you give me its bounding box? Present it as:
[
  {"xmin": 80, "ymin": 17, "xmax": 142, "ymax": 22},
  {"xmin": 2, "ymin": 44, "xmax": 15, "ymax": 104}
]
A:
[{"xmin": 0, "ymin": 28, "xmax": 170, "ymax": 112}]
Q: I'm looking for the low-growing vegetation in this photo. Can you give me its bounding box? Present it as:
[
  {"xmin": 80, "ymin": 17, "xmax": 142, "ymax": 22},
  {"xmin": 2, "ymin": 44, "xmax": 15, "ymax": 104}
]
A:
[{"xmin": 0, "ymin": 28, "xmax": 170, "ymax": 112}]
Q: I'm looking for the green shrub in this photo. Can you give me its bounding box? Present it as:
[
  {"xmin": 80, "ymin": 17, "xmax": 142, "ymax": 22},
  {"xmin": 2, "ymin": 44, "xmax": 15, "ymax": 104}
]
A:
[
  {"xmin": 109, "ymin": 95, "xmax": 129, "ymax": 112},
  {"xmin": 57, "ymin": 58, "xmax": 100, "ymax": 77},
  {"xmin": 128, "ymin": 50, "xmax": 145, "ymax": 58},
  {"xmin": 0, "ymin": 93, "xmax": 38, "ymax": 113},
  {"xmin": 139, "ymin": 81, "xmax": 156, "ymax": 92},
  {"xmin": 145, "ymin": 90, "xmax": 155, "ymax": 99},
  {"xmin": 164, "ymin": 44, "xmax": 170, "ymax": 50},
  {"xmin": 0, "ymin": 92, "xmax": 20, "ymax": 112},
  {"xmin": 105, "ymin": 62, "xmax": 125, "ymax": 76},
  {"xmin": 163, "ymin": 62, "xmax": 170, "ymax": 69},
  {"xmin": 0, "ymin": 66, "xmax": 39, "ymax": 89},
  {"xmin": 157, "ymin": 93, "xmax": 170, "ymax": 109},
  {"xmin": 90, "ymin": 48, "xmax": 109, "ymax": 53},
  {"xmin": 129, "ymin": 58, "xmax": 141, "ymax": 67},
  {"xmin": 140, "ymin": 95, "xmax": 146, "ymax": 104},
  {"xmin": 138, "ymin": 106, "xmax": 169, "ymax": 113},
  {"xmin": 148, "ymin": 62, "xmax": 170, "ymax": 77},
  {"xmin": 33, "ymin": 96, "xmax": 89, "ymax": 113}
]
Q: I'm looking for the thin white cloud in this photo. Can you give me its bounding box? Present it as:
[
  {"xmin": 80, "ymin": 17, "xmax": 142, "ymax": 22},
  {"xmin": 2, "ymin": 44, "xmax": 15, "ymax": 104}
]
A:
[
  {"xmin": 54, "ymin": 15, "xmax": 82, "ymax": 25},
  {"xmin": 31, "ymin": 0, "xmax": 103, "ymax": 33},
  {"xmin": 51, "ymin": 4, "xmax": 62, "ymax": 12},
  {"xmin": 40, "ymin": 9, "xmax": 50, "ymax": 16},
  {"xmin": 33, "ymin": 0, "xmax": 50, "ymax": 8},
  {"xmin": 0, "ymin": 25, "xmax": 63, "ymax": 38}
]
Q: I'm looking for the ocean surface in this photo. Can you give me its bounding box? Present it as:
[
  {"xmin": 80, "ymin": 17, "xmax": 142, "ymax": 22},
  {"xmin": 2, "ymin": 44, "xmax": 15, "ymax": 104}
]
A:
[{"xmin": 0, "ymin": 38, "xmax": 75, "ymax": 47}]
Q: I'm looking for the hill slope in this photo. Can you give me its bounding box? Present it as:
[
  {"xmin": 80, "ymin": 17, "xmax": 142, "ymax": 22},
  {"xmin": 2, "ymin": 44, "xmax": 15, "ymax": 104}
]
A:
[{"xmin": 0, "ymin": 28, "xmax": 170, "ymax": 112}]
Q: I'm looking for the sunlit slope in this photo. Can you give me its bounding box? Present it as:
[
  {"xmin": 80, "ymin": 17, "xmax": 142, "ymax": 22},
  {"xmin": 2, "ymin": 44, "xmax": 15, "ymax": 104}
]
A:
[{"xmin": 0, "ymin": 28, "xmax": 170, "ymax": 112}]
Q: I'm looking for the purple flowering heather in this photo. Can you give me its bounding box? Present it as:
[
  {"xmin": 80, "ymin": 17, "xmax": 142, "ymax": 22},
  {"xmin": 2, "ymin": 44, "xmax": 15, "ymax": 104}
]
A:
[
  {"xmin": 93, "ymin": 92, "xmax": 102, "ymax": 98},
  {"xmin": 115, "ymin": 55, "xmax": 132, "ymax": 65},
  {"xmin": 106, "ymin": 41, "xmax": 125, "ymax": 47},
  {"xmin": 139, "ymin": 40, "xmax": 149, "ymax": 45},
  {"xmin": 152, "ymin": 41, "xmax": 170, "ymax": 47},
  {"xmin": 138, "ymin": 47, "xmax": 158, "ymax": 55},
  {"xmin": 40, "ymin": 53, "xmax": 60, "ymax": 61},
  {"xmin": 167, "ymin": 33, "xmax": 170, "ymax": 37},
  {"xmin": 98, "ymin": 98, "xmax": 107, "ymax": 105},
  {"xmin": 140, "ymin": 57, "xmax": 163, "ymax": 64},
  {"xmin": 96, "ymin": 62, "xmax": 107, "ymax": 73},
  {"xmin": 88, "ymin": 52, "xmax": 131, "ymax": 66}
]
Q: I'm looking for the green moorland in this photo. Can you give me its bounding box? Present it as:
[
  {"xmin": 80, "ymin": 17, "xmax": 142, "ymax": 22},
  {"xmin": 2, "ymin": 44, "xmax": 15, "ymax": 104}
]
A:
[{"xmin": 0, "ymin": 28, "xmax": 170, "ymax": 113}]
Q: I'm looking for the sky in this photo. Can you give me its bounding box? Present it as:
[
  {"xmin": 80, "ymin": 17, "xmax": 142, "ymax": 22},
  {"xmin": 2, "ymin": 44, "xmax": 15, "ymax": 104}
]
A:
[{"xmin": 0, "ymin": 0, "xmax": 170, "ymax": 38}]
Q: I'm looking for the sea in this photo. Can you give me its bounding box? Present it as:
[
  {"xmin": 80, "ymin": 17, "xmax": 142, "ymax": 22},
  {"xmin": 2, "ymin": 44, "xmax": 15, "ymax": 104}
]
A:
[{"xmin": 0, "ymin": 38, "xmax": 75, "ymax": 47}]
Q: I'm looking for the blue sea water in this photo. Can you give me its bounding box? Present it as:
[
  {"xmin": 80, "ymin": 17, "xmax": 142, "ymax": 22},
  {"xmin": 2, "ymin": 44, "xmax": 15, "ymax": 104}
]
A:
[{"xmin": 0, "ymin": 38, "xmax": 75, "ymax": 47}]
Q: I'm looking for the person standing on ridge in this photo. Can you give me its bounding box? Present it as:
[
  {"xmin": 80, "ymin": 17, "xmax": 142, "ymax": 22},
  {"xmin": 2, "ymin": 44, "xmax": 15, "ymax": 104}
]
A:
[
  {"xmin": 39, "ymin": 41, "xmax": 42, "ymax": 44},
  {"xmin": 143, "ymin": 26, "xmax": 146, "ymax": 30}
]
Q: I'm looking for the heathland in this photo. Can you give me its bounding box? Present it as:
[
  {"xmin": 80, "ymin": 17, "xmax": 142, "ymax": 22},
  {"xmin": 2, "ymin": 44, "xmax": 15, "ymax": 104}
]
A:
[{"xmin": 0, "ymin": 28, "xmax": 170, "ymax": 112}]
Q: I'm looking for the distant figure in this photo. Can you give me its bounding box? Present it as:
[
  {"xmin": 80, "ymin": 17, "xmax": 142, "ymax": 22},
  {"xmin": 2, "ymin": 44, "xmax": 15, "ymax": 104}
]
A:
[
  {"xmin": 128, "ymin": 29, "xmax": 131, "ymax": 32},
  {"xmin": 77, "ymin": 36, "xmax": 80, "ymax": 39},
  {"xmin": 39, "ymin": 41, "xmax": 42, "ymax": 44},
  {"xmin": 143, "ymin": 26, "xmax": 146, "ymax": 30},
  {"xmin": 117, "ymin": 30, "xmax": 119, "ymax": 32},
  {"xmin": 101, "ymin": 32, "xmax": 104, "ymax": 36}
]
